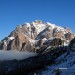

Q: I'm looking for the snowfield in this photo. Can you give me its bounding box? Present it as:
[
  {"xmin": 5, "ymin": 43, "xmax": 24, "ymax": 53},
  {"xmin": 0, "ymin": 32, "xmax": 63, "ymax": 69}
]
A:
[
  {"xmin": 37, "ymin": 52, "xmax": 75, "ymax": 75},
  {"xmin": 0, "ymin": 50, "xmax": 37, "ymax": 61}
]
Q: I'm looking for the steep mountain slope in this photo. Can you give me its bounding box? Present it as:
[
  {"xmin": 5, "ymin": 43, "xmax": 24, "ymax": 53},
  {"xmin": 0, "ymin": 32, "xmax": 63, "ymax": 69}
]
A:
[
  {"xmin": 37, "ymin": 52, "xmax": 75, "ymax": 75},
  {"xmin": 0, "ymin": 20, "xmax": 74, "ymax": 52}
]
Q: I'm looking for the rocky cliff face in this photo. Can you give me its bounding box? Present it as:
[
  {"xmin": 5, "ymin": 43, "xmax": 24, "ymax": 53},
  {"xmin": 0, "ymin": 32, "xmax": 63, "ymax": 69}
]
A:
[{"xmin": 0, "ymin": 20, "xmax": 75, "ymax": 52}]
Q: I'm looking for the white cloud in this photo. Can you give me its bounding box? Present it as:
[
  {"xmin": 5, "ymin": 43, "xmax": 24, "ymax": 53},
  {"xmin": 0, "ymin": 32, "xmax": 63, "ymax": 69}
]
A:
[{"xmin": 0, "ymin": 50, "xmax": 37, "ymax": 61}]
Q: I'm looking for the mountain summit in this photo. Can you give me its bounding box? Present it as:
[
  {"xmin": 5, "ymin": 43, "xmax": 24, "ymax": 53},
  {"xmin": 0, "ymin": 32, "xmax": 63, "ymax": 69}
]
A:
[{"xmin": 0, "ymin": 20, "xmax": 75, "ymax": 52}]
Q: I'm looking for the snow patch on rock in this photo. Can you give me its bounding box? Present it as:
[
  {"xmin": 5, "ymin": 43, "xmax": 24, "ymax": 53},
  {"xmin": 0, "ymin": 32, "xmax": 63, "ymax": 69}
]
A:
[{"xmin": 9, "ymin": 37, "xmax": 15, "ymax": 40}]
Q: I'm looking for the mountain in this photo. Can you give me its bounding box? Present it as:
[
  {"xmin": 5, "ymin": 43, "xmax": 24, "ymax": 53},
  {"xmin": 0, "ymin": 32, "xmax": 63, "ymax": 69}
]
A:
[
  {"xmin": 0, "ymin": 20, "xmax": 75, "ymax": 75},
  {"xmin": 36, "ymin": 38, "xmax": 75, "ymax": 75},
  {"xmin": 0, "ymin": 20, "xmax": 75, "ymax": 52}
]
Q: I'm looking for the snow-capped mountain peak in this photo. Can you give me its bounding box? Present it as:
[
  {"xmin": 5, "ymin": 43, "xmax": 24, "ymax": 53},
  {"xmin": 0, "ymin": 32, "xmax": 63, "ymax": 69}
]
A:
[{"xmin": 0, "ymin": 20, "xmax": 74, "ymax": 51}]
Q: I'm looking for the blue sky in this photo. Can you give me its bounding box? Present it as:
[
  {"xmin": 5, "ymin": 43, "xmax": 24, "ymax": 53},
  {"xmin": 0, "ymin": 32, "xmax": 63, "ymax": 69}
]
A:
[{"xmin": 0, "ymin": 0, "xmax": 75, "ymax": 40}]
